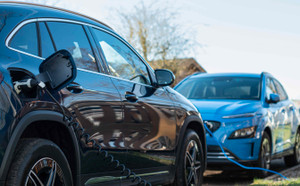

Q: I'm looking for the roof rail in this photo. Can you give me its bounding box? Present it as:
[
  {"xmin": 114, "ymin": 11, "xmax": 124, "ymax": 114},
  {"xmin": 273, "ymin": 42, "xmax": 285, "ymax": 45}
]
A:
[{"xmin": 0, "ymin": 1, "xmax": 113, "ymax": 30}]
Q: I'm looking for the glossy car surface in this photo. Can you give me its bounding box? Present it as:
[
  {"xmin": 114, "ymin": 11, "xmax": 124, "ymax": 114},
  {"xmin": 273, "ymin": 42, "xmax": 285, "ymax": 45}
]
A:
[
  {"xmin": 0, "ymin": 2, "xmax": 206, "ymax": 185},
  {"xmin": 175, "ymin": 72, "xmax": 300, "ymax": 168}
]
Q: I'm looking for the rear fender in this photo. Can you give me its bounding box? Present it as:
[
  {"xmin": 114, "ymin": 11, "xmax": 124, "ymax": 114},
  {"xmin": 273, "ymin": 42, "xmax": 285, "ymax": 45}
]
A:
[{"xmin": 0, "ymin": 110, "xmax": 81, "ymax": 184}]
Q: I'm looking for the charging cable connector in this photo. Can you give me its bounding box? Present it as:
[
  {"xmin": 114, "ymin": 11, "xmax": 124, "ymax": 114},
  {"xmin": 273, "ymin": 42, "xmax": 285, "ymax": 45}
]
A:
[{"xmin": 13, "ymin": 79, "xmax": 38, "ymax": 94}]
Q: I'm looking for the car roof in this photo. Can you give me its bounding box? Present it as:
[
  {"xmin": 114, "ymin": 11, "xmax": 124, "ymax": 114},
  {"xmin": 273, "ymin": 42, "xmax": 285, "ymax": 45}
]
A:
[
  {"xmin": 190, "ymin": 72, "xmax": 261, "ymax": 79},
  {"xmin": 0, "ymin": 1, "xmax": 113, "ymax": 31}
]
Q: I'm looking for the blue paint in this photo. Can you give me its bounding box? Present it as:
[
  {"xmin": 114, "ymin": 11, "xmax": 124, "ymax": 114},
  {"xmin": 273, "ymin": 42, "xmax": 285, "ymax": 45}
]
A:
[{"xmin": 204, "ymin": 123, "xmax": 289, "ymax": 180}]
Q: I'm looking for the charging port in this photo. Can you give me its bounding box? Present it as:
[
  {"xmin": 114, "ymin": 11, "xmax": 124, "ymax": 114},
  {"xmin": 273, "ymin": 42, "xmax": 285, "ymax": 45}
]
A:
[{"xmin": 9, "ymin": 69, "xmax": 38, "ymax": 99}]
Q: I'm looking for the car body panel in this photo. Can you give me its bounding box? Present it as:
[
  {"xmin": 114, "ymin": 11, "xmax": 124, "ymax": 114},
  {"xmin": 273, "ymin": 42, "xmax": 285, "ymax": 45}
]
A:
[
  {"xmin": 175, "ymin": 72, "xmax": 300, "ymax": 165},
  {"xmin": 111, "ymin": 78, "xmax": 177, "ymax": 168}
]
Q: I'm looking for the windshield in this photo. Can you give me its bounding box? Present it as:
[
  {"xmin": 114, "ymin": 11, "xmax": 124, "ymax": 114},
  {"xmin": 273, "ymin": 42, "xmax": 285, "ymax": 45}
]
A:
[{"xmin": 175, "ymin": 76, "xmax": 261, "ymax": 100}]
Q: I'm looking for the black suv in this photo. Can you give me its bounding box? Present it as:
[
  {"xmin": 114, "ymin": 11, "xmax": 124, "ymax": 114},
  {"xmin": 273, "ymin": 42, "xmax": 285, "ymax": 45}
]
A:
[{"xmin": 0, "ymin": 2, "xmax": 206, "ymax": 186}]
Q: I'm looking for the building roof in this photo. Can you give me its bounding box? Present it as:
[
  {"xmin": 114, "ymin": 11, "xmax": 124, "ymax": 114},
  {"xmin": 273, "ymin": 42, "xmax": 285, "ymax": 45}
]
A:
[{"xmin": 175, "ymin": 58, "xmax": 206, "ymax": 72}]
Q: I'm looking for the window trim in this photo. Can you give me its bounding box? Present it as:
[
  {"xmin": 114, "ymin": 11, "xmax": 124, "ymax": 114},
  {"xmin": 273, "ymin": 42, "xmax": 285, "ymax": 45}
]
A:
[
  {"xmin": 36, "ymin": 22, "xmax": 42, "ymax": 57},
  {"xmin": 5, "ymin": 18, "xmax": 156, "ymax": 87},
  {"xmin": 82, "ymin": 25, "xmax": 104, "ymax": 73},
  {"xmin": 6, "ymin": 18, "xmax": 102, "ymax": 71},
  {"xmin": 88, "ymin": 26, "xmax": 110, "ymax": 74},
  {"xmin": 44, "ymin": 22, "xmax": 57, "ymax": 51},
  {"xmin": 6, "ymin": 18, "xmax": 154, "ymax": 70},
  {"xmin": 77, "ymin": 67, "xmax": 154, "ymax": 88},
  {"xmin": 37, "ymin": 21, "xmax": 56, "ymax": 58}
]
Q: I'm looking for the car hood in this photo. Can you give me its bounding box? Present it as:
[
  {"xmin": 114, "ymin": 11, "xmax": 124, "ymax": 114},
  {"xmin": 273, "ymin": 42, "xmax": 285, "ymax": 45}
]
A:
[{"xmin": 190, "ymin": 99, "xmax": 261, "ymax": 116}]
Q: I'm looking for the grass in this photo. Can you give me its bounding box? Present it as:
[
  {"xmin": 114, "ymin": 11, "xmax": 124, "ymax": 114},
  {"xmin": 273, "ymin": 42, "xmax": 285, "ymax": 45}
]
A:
[{"xmin": 251, "ymin": 178, "xmax": 300, "ymax": 186}]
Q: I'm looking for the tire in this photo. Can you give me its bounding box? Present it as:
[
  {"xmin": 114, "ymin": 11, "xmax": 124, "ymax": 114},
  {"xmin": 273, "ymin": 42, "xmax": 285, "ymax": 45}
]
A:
[
  {"xmin": 7, "ymin": 138, "xmax": 73, "ymax": 186},
  {"xmin": 255, "ymin": 132, "xmax": 271, "ymax": 178},
  {"xmin": 174, "ymin": 129, "xmax": 204, "ymax": 186},
  {"xmin": 284, "ymin": 129, "xmax": 300, "ymax": 166}
]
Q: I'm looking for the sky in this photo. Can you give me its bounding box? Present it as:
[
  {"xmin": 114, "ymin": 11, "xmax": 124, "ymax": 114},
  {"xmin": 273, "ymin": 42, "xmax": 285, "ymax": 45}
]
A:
[{"xmin": 4, "ymin": 0, "xmax": 300, "ymax": 99}]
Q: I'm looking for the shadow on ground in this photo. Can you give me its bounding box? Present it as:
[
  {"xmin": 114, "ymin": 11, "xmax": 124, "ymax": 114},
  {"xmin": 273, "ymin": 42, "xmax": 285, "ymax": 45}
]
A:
[{"xmin": 203, "ymin": 158, "xmax": 288, "ymax": 185}]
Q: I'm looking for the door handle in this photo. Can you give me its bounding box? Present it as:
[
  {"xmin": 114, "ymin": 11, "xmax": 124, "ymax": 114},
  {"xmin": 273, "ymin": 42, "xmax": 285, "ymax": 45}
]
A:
[
  {"xmin": 66, "ymin": 83, "xmax": 83, "ymax": 94},
  {"xmin": 125, "ymin": 91, "xmax": 138, "ymax": 102}
]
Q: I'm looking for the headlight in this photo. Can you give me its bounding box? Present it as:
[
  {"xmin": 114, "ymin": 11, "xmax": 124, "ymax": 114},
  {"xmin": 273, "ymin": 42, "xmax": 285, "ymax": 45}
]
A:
[
  {"xmin": 204, "ymin": 121, "xmax": 221, "ymax": 133},
  {"xmin": 229, "ymin": 126, "xmax": 256, "ymax": 139}
]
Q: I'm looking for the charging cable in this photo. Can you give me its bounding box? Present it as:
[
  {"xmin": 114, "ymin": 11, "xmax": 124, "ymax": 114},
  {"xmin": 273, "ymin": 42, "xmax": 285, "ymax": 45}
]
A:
[{"xmin": 204, "ymin": 123, "xmax": 289, "ymax": 180}]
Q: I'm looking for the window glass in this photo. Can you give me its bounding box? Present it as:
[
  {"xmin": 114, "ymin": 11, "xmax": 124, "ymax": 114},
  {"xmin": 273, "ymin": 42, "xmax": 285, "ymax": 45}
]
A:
[
  {"xmin": 47, "ymin": 22, "xmax": 98, "ymax": 72},
  {"xmin": 266, "ymin": 78, "xmax": 277, "ymax": 100},
  {"xmin": 39, "ymin": 22, "xmax": 55, "ymax": 58},
  {"xmin": 92, "ymin": 28, "xmax": 151, "ymax": 85},
  {"xmin": 273, "ymin": 79, "xmax": 288, "ymax": 101},
  {"xmin": 175, "ymin": 77, "xmax": 261, "ymax": 100},
  {"xmin": 10, "ymin": 23, "xmax": 38, "ymax": 56}
]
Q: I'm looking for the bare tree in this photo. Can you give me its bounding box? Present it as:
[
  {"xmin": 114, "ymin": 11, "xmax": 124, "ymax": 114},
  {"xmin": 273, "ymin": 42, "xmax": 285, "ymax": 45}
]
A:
[{"xmin": 114, "ymin": 2, "xmax": 195, "ymax": 73}]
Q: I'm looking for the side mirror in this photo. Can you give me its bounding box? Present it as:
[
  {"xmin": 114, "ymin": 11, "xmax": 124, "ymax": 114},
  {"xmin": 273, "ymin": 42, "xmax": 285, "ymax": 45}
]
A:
[
  {"xmin": 267, "ymin": 93, "xmax": 280, "ymax": 104},
  {"xmin": 155, "ymin": 69, "xmax": 175, "ymax": 87},
  {"xmin": 38, "ymin": 50, "xmax": 77, "ymax": 90}
]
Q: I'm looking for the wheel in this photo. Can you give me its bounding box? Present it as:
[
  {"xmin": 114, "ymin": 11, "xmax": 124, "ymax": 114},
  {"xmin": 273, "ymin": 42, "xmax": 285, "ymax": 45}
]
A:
[
  {"xmin": 255, "ymin": 132, "xmax": 271, "ymax": 178},
  {"xmin": 7, "ymin": 138, "xmax": 73, "ymax": 186},
  {"xmin": 174, "ymin": 129, "xmax": 204, "ymax": 186},
  {"xmin": 284, "ymin": 129, "xmax": 300, "ymax": 166}
]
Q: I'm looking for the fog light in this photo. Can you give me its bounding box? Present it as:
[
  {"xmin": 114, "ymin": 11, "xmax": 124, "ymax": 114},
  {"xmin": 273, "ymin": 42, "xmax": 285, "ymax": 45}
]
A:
[{"xmin": 229, "ymin": 126, "xmax": 256, "ymax": 139}]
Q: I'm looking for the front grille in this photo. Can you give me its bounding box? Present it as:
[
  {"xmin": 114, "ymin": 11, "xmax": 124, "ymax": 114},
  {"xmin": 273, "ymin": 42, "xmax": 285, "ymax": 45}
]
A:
[
  {"xmin": 207, "ymin": 146, "xmax": 236, "ymax": 160},
  {"xmin": 207, "ymin": 152, "xmax": 235, "ymax": 160}
]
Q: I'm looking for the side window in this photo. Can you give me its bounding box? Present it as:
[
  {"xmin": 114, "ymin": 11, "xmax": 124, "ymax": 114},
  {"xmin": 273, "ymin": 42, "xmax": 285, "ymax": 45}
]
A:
[
  {"xmin": 273, "ymin": 79, "xmax": 288, "ymax": 101},
  {"xmin": 47, "ymin": 22, "xmax": 98, "ymax": 72},
  {"xmin": 266, "ymin": 78, "xmax": 276, "ymax": 100},
  {"xmin": 9, "ymin": 23, "xmax": 38, "ymax": 56},
  {"xmin": 38, "ymin": 22, "xmax": 55, "ymax": 58},
  {"xmin": 92, "ymin": 28, "xmax": 151, "ymax": 85}
]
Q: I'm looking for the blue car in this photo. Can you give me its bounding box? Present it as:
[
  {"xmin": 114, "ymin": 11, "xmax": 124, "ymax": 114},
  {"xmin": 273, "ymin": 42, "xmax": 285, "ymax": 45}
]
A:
[{"xmin": 175, "ymin": 72, "xmax": 300, "ymax": 176}]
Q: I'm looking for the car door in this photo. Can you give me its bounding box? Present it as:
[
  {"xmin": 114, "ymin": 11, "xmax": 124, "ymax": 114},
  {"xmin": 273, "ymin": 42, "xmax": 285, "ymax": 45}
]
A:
[
  {"xmin": 273, "ymin": 79, "xmax": 293, "ymax": 150},
  {"xmin": 45, "ymin": 21, "xmax": 125, "ymax": 183},
  {"xmin": 90, "ymin": 27, "xmax": 177, "ymax": 178},
  {"xmin": 265, "ymin": 77, "xmax": 285, "ymax": 154}
]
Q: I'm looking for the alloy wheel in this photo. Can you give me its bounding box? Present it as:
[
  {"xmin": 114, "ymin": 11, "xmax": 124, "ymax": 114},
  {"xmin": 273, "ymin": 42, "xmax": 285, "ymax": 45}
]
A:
[
  {"xmin": 184, "ymin": 140, "xmax": 202, "ymax": 186},
  {"xmin": 296, "ymin": 133, "xmax": 300, "ymax": 162},
  {"xmin": 25, "ymin": 157, "xmax": 64, "ymax": 186},
  {"xmin": 262, "ymin": 137, "xmax": 271, "ymax": 170}
]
